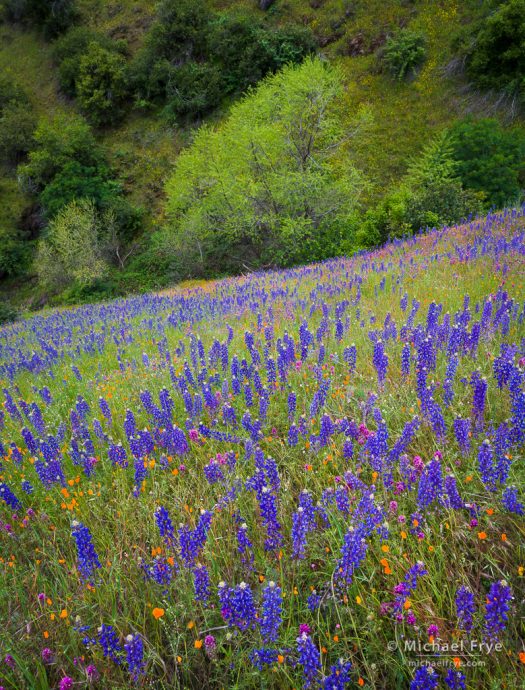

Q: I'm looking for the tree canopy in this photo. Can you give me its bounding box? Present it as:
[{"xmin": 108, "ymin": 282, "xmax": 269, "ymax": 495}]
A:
[{"xmin": 164, "ymin": 58, "xmax": 368, "ymax": 277}]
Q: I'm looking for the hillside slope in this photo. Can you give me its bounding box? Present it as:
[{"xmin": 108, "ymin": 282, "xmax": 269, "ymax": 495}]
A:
[
  {"xmin": 0, "ymin": 0, "xmax": 524, "ymax": 308},
  {"xmin": 0, "ymin": 207, "xmax": 524, "ymax": 688}
]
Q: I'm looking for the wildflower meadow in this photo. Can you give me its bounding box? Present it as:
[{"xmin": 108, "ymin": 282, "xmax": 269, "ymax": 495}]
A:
[{"xmin": 1, "ymin": 209, "xmax": 525, "ymax": 689}]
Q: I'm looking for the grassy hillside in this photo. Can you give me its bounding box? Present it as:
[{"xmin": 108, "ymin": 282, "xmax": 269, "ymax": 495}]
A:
[
  {"xmin": 1, "ymin": 208, "xmax": 524, "ymax": 689},
  {"xmin": 0, "ymin": 0, "xmax": 524, "ymax": 309},
  {"xmin": 0, "ymin": 0, "xmax": 503, "ymax": 218}
]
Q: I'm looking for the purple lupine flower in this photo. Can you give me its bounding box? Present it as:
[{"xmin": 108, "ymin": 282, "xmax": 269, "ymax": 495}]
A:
[
  {"xmin": 444, "ymin": 669, "xmax": 466, "ymax": 690},
  {"xmin": 444, "ymin": 475, "xmax": 464, "ymax": 509},
  {"xmin": 155, "ymin": 505, "xmax": 175, "ymax": 547},
  {"xmin": 124, "ymin": 633, "xmax": 145, "ymax": 683},
  {"xmin": 307, "ymin": 591, "xmax": 321, "ymax": 612},
  {"xmin": 502, "ymin": 486, "xmax": 524, "ymax": 515},
  {"xmin": 453, "ymin": 417, "xmax": 471, "ymax": 455},
  {"xmin": 472, "ymin": 376, "xmax": 488, "ymax": 429},
  {"xmin": 219, "ymin": 581, "xmax": 257, "ymax": 631},
  {"xmin": 260, "ymin": 581, "xmax": 282, "ymax": 643},
  {"xmin": 322, "ymin": 660, "xmax": 352, "ymax": 689},
  {"xmin": 287, "ymin": 391, "xmax": 297, "ymax": 420},
  {"xmin": 193, "ymin": 565, "xmax": 210, "ymax": 605},
  {"xmin": 250, "ymin": 648, "xmax": 278, "ymax": 670},
  {"xmin": 291, "ymin": 507, "xmax": 308, "ymax": 560},
  {"xmin": 410, "ymin": 666, "xmax": 439, "ymax": 690},
  {"xmin": 0, "ymin": 483, "xmax": 21, "ymax": 511},
  {"xmin": 236, "ymin": 523, "xmax": 254, "ymax": 568},
  {"xmin": 416, "ymin": 458, "xmax": 443, "ymax": 508},
  {"xmin": 401, "ymin": 343, "xmax": 411, "ymax": 376},
  {"xmin": 71, "ymin": 521, "xmax": 101, "ymax": 583},
  {"xmin": 373, "ymin": 340, "xmax": 388, "ymax": 388},
  {"xmin": 256, "ymin": 485, "xmax": 283, "ymax": 551},
  {"xmin": 203, "ymin": 460, "xmax": 225, "ymax": 485},
  {"xmin": 478, "ymin": 439, "xmax": 496, "ymax": 491},
  {"xmin": 288, "ymin": 423, "xmax": 299, "ymax": 447},
  {"xmin": 343, "ymin": 344, "xmax": 357, "ymax": 373},
  {"xmin": 97, "ymin": 624, "xmax": 122, "ymax": 663},
  {"xmin": 484, "ymin": 580, "xmax": 512, "ymax": 642},
  {"xmin": 297, "ymin": 632, "xmax": 321, "ymax": 688},
  {"xmin": 335, "ymin": 525, "xmax": 368, "ymax": 587},
  {"xmin": 455, "ymin": 586, "xmax": 475, "ymax": 633},
  {"xmin": 108, "ymin": 443, "xmax": 127, "ymax": 468},
  {"xmin": 393, "ymin": 561, "xmax": 427, "ymax": 619}
]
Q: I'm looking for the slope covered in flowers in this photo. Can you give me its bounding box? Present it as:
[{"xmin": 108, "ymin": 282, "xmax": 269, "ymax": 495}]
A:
[{"xmin": 1, "ymin": 209, "xmax": 525, "ymax": 689}]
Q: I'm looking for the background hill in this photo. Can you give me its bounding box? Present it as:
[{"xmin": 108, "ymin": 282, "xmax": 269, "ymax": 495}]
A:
[{"xmin": 0, "ymin": 0, "xmax": 524, "ymax": 311}]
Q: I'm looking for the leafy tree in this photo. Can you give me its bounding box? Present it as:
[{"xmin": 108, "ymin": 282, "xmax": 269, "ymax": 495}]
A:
[
  {"xmin": 18, "ymin": 113, "xmax": 118, "ymax": 218},
  {"xmin": 210, "ymin": 13, "xmax": 317, "ymax": 93},
  {"xmin": 163, "ymin": 58, "xmax": 368, "ymax": 277},
  {"xmin": 38, "ymin": 160, "xmax": 120, "ymax": 219},
  {"xmin": 76, "ymin": 43, "xmax": 129, "ymax": 126},
  {"xmin": 463, "ymin": 0, "xmax": 525, "ymax": 105},
  {"xmin": 402, "ymin": 132, "xmax": 483, "ymax": 230},
  {"xmin": 0, "ymin": 77, "xmax": 36, "ymax": 163},
  {"xmin": 35, "ymin": 199, "xmax": 109, "ymax": 289},
  {"xmin": 163, "ymin": 61, "xmax": 224, "ymax": 121},
  {"xmin": 131, "ymin": 0, "xmax": 211, "ymax": 102},
  {"xmin": 358, "ymin": 132, "xmax": 483, "ymax": 246},
  {"xmin": 3, "ymin": 0, "xmax": 78, "ymax": 37},
  {"xmin": 0, "ymin": 300, "xmax": 17, "ymax": 324},
  {"xmin": 52, "ymin": 27, "xmax": 123, "ymax": 96},
  {"xmin": 19, "ymin": 113, "xmax": 105, "ymax": 189},
  {"xmin": 380, "ymin": 29, "xmax": 427, "ymax": 80},
  {"xmin": 449, "ymin": 118, "xmax": 525, "ymax": 208}
]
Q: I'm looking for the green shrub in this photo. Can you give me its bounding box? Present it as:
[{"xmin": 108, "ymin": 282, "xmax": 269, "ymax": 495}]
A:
[
  {"xmin": 0, "ymin": 231, "xmax": 32, "ymax": 278},
  {"xmin": 38, "ymin": 160, "xmax": 120, "ymax": 219},
  {"xmin": 463, "ymin": 0, "xmax": 525, "ymax": 104},
  {"xmin": 0, "ymin": 300, "xmax": 18, "ymax": 325},
  {"xmin": 380, "ymin": 29, "xmax": 427, "ymax": 80},
  {"xmin": 3, "ymin": 0, "xmax": 78, "ymax": 37},
  {"xmin": 358, "ymin": 132, "xmax": 485, "ymax": 245},
  {"xmin": 403, "ymin": 179, "xmax": 483, "ymax": 230},
  {"xmin": 449, "ymin": 118, "xmax": 525, "ymax": 208},
  {"xmin": 53, "ymin": 27, "xmax": 122, "ymax": 96},
  {"xmin": 163, "ymin": 62, "xmax": 224, "ymax": 121},
  {"xmin": 210, "ymin": 13, "xmax": 317, "ymax": 94},
  {"xmin": 58, "ymin": 277, "xmax": 124, "ymax": 304},
  {"xmin": 76, "ymin": 43, "xmax": 129, "ymax": 126},
  {"xmin": 0, "ymin": 77, "xmax": 36, "ymax": 164},
  {"xmin": 131, "ymin": 1, "xmax": 316, "ymax": 119},
  {"xmin": 35, "ymin": 198, "xmax": 110, "ymax": 290},
  {"xmin": 19, "ymin": 113, "xmax": 105, "ymax": 191},
  {"xmin": 131, "ymin": 0, "xmax": 211, "ymax": 102}
]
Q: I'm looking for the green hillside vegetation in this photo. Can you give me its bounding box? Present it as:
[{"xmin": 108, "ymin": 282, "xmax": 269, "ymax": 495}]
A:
[{"xmin": 0, "ymin": 0, "xmax": 524, "ymax": 312}]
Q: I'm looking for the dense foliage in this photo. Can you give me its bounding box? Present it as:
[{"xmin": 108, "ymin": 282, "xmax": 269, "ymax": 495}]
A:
[
  {"xmin": 36, "ymin": 199, "xmax": 111, "ymax": 289},
  {"xmin": 131, "ymin": 0, "xmax": 317, "ymax": 120},
  {"xmin": 0, "ymin": 75, "xmax": 36, "ymax": 165},
  {"xmin": 163, "ymin": 59, "xmax": 367, "ymax": 278},
  {"xmin": 2, "ymin": 0, "xmax": 78, "ymax": 36},
  {"xmin": 463, "ymin": 0, "xmax": 525, "ymax": 105},
  {"xmin": 18, "ymin": 114, "xmax": 118, "ymax": 217},
  {"xmin": 379, "ymin": 29, "xmax": 427, "ymax": 80},
  {"xmin": 449, "ymin": 118, "xmax": 525, "ymax": 208}
]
